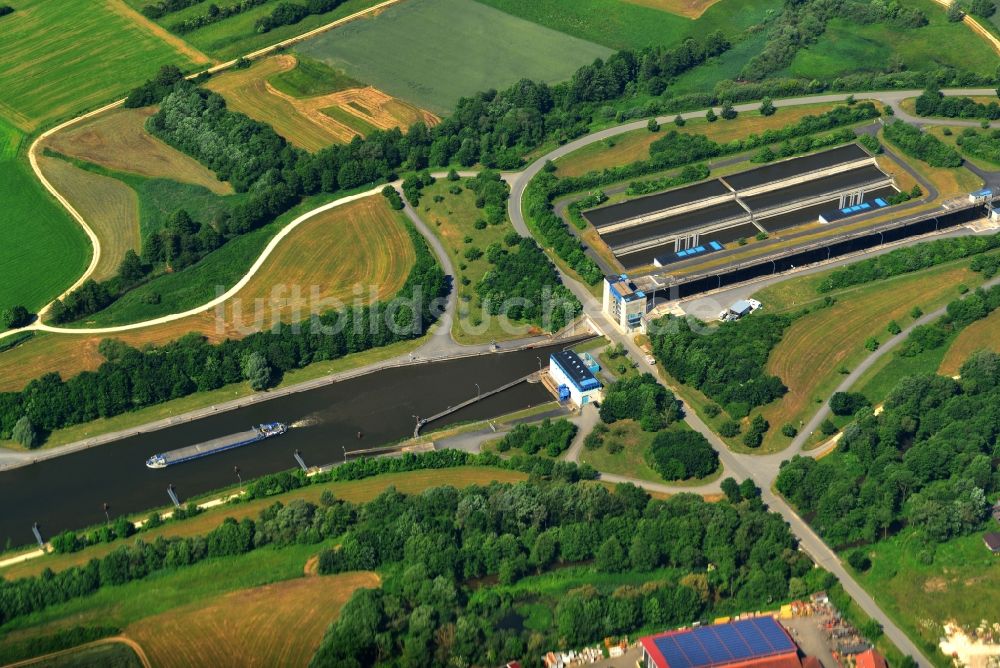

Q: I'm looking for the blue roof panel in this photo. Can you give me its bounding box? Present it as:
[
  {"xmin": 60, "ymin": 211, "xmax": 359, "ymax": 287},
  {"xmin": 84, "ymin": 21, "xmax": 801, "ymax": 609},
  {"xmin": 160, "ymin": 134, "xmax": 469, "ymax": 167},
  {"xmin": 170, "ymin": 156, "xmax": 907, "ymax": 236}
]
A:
[{"xmin": 648, "ymin": 618, "xmax": 795, "ymax": 668}]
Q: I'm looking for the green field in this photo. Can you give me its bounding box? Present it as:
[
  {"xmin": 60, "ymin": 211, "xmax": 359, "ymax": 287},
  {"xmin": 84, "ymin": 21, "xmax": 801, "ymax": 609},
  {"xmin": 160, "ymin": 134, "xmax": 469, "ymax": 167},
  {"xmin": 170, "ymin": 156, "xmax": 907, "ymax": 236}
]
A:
[
  {"xmin": 0, "ymin": 138, "xmax": 90, "ymax": 314},
  {"xmin": 322, "ymin": 105, "xmax": 381, "ymax": 136},
  {"xmin": 294, "ymin": 0, "xmax": 613, "ymax": 114},
  {"xmin": 17, "ymin": 642, "xmax": 143, "ymax": 668},
  {"xmin": 852, "ymin": 524, "xmax": 1000, "ymax": 662},
  {"xmin": 475, "ymin": 0, "xmax": 779, "ymax": 50},
  {"xmin": 784, "ymin": 1, "xmax": 998, "ymax": 80},
  {"xmin": 269, "ymin": 56, "xmax": 362, "ymax": 98},
  {"xmin": 0, "ymin": 0, "xmax": 197, "ymax": 131},
  {"xmin": 125, "ymin": 0, "xmax": 384, "ymax": 61}
]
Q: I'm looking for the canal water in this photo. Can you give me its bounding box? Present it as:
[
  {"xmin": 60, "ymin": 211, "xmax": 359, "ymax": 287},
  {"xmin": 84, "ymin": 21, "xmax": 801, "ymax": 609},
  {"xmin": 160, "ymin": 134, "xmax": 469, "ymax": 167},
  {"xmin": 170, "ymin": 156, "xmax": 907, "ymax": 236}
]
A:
[{"xmin": 0, "ymin": 343, "xmax": 567, "ymax": 547}]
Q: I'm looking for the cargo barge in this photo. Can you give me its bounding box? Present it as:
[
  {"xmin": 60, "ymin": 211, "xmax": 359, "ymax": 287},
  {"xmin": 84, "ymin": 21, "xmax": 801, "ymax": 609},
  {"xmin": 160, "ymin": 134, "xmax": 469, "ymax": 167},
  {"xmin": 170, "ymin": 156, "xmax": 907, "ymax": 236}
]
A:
[{"xmin": 145, "ymin": 422, "xmax": 287, "ymax": 469}]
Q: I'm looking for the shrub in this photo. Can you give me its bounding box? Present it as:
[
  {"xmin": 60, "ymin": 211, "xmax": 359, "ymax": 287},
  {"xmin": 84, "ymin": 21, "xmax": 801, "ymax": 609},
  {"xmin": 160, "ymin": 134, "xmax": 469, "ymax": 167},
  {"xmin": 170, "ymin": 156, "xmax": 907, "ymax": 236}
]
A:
[
  {"xmin": 829, "ymin": 392, "xmax": 871, "ymax": 416},
  {"xmin": 781, "ymin": 423, "xmax": 798, "ymax": 438},
  {"xmin": 647, "ymin": 430, "xmax": 719, "ymax": 480},
  {"xmin": 705, "ymin": 109, "xmax": 718, "ymax": 122},
  {"xmin": 847, "ymin": 550, "xmax": 872, "ymax": 571},
  {"xmin": 719, "ymin": 420, "xmax": 741, "ymax": 437},
  {"xmin": 647, "ymin": 118, "xmax": 660, "ymax": 132},
  {"xmin": 864, "ymin": 336, "xmax": 880, "ymax": 352},
  {"xmin": 12, "ymin": 416, "xmax": 40, "ymax": 449},
  {"xmin": 759, "ymin": 97, "xmax": 776, "ymax": 116},
  {"xmin": 819, "ymin": 419, "xmax": 838, "ymax": 436},
  {"xmin": 704, "ymin": 404, "xmax": 721, "ymax": 418},
  {"xmin": 887, "ymin": 320, "xmax": 901, "ymax": 335},
  {"xmin": 674, "ymin": 114, "xmax": 686, "ymax": 126}
]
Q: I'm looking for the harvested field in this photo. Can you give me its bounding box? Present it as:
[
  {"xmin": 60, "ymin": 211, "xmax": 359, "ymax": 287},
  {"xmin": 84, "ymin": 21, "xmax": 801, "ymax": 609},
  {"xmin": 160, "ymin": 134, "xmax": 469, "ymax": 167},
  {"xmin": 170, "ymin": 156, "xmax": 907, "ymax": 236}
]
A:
[
  {"xmin": 0, "ymin": 196, "xmax": 415, "ymax": 389},
  {"xmin": 44, "ymin": 108, "xmax": 231, "ymax": 194},
  {"xmin": 939, "ymin": 308, "xmax": 1000, "ymax": 376},
  {"xmin": 207, "ymin": 55, "xmax": 437, "ymax": 149},
  {"xmin": 269, "ymin": 56, "xmax": 362, "ymax": 98},
  {"xmin": 37, "ymin": 156, "xmax": 140, "ymax": 282},
  {"xmin": 621, "ymin": 0, "xmax": 722, "ymax": 18},
  {"xmin": 0, "ymin": 0, "xmax": 196, "ymax": 131},
  {"xmin": 126, "ymin": 572, "xmax": 379, "ymax": 668}
]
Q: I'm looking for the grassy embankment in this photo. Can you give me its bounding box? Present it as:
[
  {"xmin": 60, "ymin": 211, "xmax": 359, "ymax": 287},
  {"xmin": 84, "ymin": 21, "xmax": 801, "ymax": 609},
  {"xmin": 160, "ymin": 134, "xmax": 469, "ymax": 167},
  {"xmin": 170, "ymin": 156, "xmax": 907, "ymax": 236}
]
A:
[
  {"xmin": 750, "ymin": 254, "xmax": 992, "ymax": 450},
  {"xmin": 417, "ymin": 179, "xmax": 540, "ymax": 344}
]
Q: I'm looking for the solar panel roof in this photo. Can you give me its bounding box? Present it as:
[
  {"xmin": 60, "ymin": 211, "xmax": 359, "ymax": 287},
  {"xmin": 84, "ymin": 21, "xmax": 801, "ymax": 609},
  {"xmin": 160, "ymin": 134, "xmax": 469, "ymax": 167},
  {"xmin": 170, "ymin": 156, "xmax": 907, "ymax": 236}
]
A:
[{"xmin": 643, "ymin": 617, "xmax": 796, "ymax": 668}]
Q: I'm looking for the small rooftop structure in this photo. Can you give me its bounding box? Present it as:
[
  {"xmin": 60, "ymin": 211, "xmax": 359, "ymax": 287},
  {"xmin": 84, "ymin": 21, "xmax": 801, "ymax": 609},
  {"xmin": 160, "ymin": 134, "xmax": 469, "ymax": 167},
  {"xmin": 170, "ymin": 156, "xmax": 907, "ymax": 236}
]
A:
[
  {"xmin": 640, "ymin": 617, "xmax": 801, "ymax": 668},
  {"xmin": 984, "ymin": 532, "xmax": 1000, "ymax": 553}
]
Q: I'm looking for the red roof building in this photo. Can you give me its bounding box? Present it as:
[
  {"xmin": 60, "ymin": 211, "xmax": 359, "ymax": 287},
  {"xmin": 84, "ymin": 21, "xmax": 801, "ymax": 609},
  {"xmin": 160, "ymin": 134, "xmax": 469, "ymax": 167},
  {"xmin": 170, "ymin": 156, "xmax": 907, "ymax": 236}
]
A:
[
  {"xmin": 640, "ymin": 617, "xmax": 802, "ymax": 668},
  {"xmin": 855, "ymin": 649, "xmax": 887, "ymax": 668}
]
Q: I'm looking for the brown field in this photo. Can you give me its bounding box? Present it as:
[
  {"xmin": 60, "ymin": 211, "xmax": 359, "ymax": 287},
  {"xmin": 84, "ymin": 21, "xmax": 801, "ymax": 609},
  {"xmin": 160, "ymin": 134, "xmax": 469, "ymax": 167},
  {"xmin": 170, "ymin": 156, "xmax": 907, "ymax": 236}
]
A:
[
  {"xmin": 207, "ymin": 56, "xmax": 438, "ymax": 150},
  {"xmin": 555, "ymin": 102, "xmax": 844, "ymax": 177},
  {"xmin": 37, "ymin": 156, "xmax": 140, "ymax": 282},
  {"xmin": 756, "ymin": 262, "xmax": 982, "ymax": 448},
  {"xmin": 44, "ymin": 107, "xmax": 231, "ymax": 194},
  {"xmin": 0, "ymin": 467, "xmax": 527, "ymax": 580},
  {"xmin": 0, "ymin": 196, "xmax": 415, "ymax": 391},
  {"xmin": 621, "ymin": 0, "xmax": 722, "ymax": 18},
  {"xmin": 126, "ymin": 571, "xmax": 379, "ymax": 668},
  {"xmin": 106, "ymin": 0, "xmax": 214, "ymax": 67},
  {"xmin": 939, "ymin": 307, "xmax": 1000, "ymax": 376}
]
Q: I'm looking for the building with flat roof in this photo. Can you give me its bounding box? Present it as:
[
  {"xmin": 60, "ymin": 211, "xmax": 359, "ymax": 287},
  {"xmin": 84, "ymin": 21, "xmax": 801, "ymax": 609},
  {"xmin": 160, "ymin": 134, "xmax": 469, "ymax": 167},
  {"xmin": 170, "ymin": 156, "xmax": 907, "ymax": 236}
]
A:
[
  {"xmin": 549, "ymin": 350, "xmax": 603, "ymax": 406},
  {"xmin": 603, "ymin": 274, "xmax": 649, "ymax": 332},
  {"xmin": 640, "ymin": 617, "xmax": 801, "ymax": 668}
]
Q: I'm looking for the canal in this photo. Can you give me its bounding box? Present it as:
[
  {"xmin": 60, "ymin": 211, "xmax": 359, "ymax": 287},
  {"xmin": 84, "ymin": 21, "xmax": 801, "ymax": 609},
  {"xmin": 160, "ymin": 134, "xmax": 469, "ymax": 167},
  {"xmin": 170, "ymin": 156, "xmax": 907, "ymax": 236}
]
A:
[{"xmin": 0, "ymin": 342, "xmax": 568, "ymax": 547}]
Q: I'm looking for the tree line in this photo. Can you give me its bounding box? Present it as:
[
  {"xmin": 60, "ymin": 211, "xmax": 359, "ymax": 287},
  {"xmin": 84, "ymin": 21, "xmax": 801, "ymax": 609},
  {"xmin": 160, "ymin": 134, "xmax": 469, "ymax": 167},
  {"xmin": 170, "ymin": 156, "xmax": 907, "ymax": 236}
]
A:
[
  {"xmin": 310, "ymin": 480, "xmax": 825, "ymax": 665},
  {"xmin": 496, "ymin": 419, "xmax": 577, "ymax": 457},
  {"xmin": 914, "ymin": 89, "xmax": 1000, "ymax": 121},
  {"xmin": 883, "ymin": 120, "xmax": 964, "ymax": 168},
  {"xmin": 817, "ymin": 233, "xmax": 1000, "ymax": 293},
  {"xmin": 254, "ymin": 0, "xmax": 349, "ymax": 33},
  {"xmin": 169, "ymin": 0, "xmax": 270, "ymax": 34},
  {"xmin": 0, "ymin": 449, "xmax": 599, "ymax": 626},
  {"xmin": 0, "ymin": 225, "xmax": 444, "ymax": 445},
  {"xmin": 777, "ymin": 348, "xmax": 1000, "ymax": 548},
  {"xmin": 140, "ymin": 0, "xmax": 204, "ymax": 19}
]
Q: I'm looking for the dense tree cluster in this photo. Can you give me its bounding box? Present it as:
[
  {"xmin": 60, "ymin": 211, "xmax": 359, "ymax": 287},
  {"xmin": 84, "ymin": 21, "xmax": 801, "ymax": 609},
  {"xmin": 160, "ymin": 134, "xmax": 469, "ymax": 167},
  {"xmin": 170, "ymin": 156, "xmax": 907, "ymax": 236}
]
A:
[
  {"xmin": 817, "ymin": 233, "xmax": 1000, "ymax": 292},
  {"xmin": 123, "ymin": 64, "xmax": 185, "ymax": 108},
  {"xmin": 651, "ymin": 314, "xmax": 790, "ymax": 417},
  {"xmin": 169, "ymin": 0, "xmax": 270, "ymax": 34},
  {"xmin": 647, "ymin": 429, "xmax": 719, "ymax": 480},
  {"xmin": 914, "ymin": 89, "xmax": 1000, "ymax": 120},
  {"xmin": 0, "ymin": 5, "xmax": 14, "ymax": 17},
  {"xmin": 1, "ymin": 305, "xmax": 30, "ymax": 330},
  {"xmin": 777, "ymin": 350, "xmax": 1000, "ymax": 547},
  {"xmin": 311, "ymin": 482, "xmax": 820, "ymax": 665},
  {"xmin": 140, "ymin": 0, "xmax": 204, "ymax": 19},
  {"xmin": 971, "ymin": 0, "xmax": 998, "ymax": 18},
  {"xmin": 829, "ymin": 391, "xmax": 871, "ymax": 416},
  {"xmin": 254, "ymin": 0, "xmax": 347, "ymax": 33},
  {"xmin": 496, "ymin": 419, "xmax": 577, "ymax": 457},
  {"xmin": 475, "ymin": 237, "xmax": 581, "ymax": 332},
  {"xmin": 956, "ymin": 127, "xmax": 1000, "ymax": 164},
  {"xmin": 0, "ymin": 227, "xmax": 445, "ymax": 442},
  {"xmin": 896, "ymin": 284, "xmax": 1000, "ymax": 358},
  {"xmin": 381, "ymin": 185, "xmax": 404, "ymax": 210},
  {"xmin": 883, "ymin": 120, "xmax": 963, "ymax": 167},
  {"xmin": 599, "ymin": 373, "xmax": 680, "ymax": 431}
]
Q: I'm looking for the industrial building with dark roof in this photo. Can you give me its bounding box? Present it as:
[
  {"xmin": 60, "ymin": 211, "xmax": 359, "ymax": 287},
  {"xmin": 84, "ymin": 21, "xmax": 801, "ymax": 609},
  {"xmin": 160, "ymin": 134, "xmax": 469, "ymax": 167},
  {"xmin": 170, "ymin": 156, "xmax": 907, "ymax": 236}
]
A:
[
  {"xmin": 581, "ymin": 143, "xmax": 898, "ymax": 270},
  {"xmin": 639, "ymin": 617, "xmax": 802, "ymax": 668}
]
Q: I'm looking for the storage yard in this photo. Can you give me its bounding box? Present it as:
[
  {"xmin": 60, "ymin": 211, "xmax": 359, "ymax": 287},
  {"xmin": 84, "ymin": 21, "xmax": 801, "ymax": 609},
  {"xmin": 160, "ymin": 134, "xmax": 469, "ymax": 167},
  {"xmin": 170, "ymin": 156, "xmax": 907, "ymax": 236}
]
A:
[{"xmin": 584, "ymin": 144, "xmax": 899, "ymax": 270}]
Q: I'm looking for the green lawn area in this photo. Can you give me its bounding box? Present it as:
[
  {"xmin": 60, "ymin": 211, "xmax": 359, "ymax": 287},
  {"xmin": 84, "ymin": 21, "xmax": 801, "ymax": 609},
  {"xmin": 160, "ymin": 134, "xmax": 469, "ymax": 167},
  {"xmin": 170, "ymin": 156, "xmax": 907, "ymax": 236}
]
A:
[
  {"xmin": 417, "ymin": 178, "xmax": 538, "ymax": 344},
  {"xmin": 474, "ymin": 0, "xmax": 780, "ymax": 51},
  {"xmin": 0, "ymin": 0, "xmax": 197, "ymax": 131},
  {"xmin": 0, "ymin": 141, "xmax": 89, "ymax": 314},
  {"xmin": 294, "ymin": 0, "xmax": 612, "ymax": 115},
  {"xmin": 851, "ymin": 525, "xmax": 1000, "ymax": 664},
  {"xmin": 579, "ymin": 419, "xmax": 716, "ymax": 485},
  {"xmin": 784, "ymin": 2, "xmax": 998, "ymax": 80},
  {"xmin": 269, "ymin": 56, "xmax": 362, "ymax": 98},
  {"xmin": 128, "ymin": 0, "xmax": 385, "ymax": 61}
]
